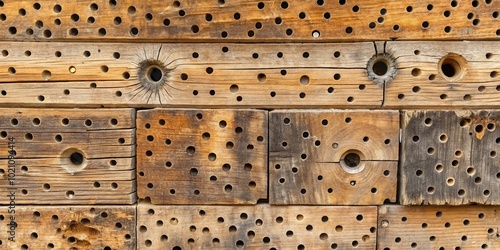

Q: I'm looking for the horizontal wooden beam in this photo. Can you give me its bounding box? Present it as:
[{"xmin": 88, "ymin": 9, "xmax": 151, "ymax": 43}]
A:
[{"xmin": 1, "ymin": 0, "xmax": 499, "ymax": 41}]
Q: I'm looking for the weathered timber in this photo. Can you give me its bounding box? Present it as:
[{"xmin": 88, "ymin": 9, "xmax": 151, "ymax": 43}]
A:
[
  {"xmin": 0, "ymin": 108, "xmax": 136, "ymax": 204},
  {"xmin": 138, "ymin": 204, "xmax": 377, "ymax": 249},
  {"xmin": 137, "ymin": 109, "xmax": 267, "ymax": 204},
  {"xmin": 378, "ymin": 205, "xmax": 500, "ymax": 250},
  {"xmin": 269, "ymin": 110, "xmax": 399, "ymax": 205},
  {"xmin": 400, "ymin": 110, "xmax": 500, "ymax": 205},
  {"xmin": 1, "ymin": 1, "xmax": 499, "ymax": 41},
  {"xmin": 0, "ymin": 205, "xmax": 136, "ymax": 249}
]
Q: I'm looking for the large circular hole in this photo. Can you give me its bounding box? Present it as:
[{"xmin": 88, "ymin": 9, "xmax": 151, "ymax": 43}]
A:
[
  {"xmin": 438, "ymin": 53, "xmax": 467, "ymax": 81},
  {"xmin": 61, "ymin": 148, "xmax": 88, "ymax": 173},
  {"xmin": 340, "ymin": 150, "xmax": 365, "ymax": 173},
  {"xmin": 70, "ymin": 152, "xmax": 83, "ymax": 165},
  {"xmin": 367, "ymin": 54, "xmax": 397, "ymax": 85},
  {"xmin": 373, "ymin": 60, "xmax": 389, "ymax": 76},
  {"xmin": 147, "ymin": 66, "xmax": 163, "ymax": 82},
  {"xmin": 343, "ymin": 152, "xmax": 360, "ymax": 167}
]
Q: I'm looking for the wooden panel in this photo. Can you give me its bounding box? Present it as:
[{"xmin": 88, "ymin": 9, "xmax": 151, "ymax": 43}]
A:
[
  {"xmin": 400, "ymin": 110, "xmax": 500, "ymax": 205},
  {"xmin": 269, "ymin": 110, "xmax": 399, "ymax": 205},
  {"xmin": 0, "ymin": 205, "xmax": 136, "ymax": 249},
  {"xmin": 0, "ymin": 108, "xmax": 136, "ymax": 204},
  {"xmin": 1, "ymin": 1, "xmax": 499, "ymax": 41},
  {"xmin": 0, "ymin": 42, "xmax": 381, "ymax": 108},
  {"xmin": 378, "ymin": 205, "xmax": 500, "ymax": 250},
  {"xmin": 138, "ymin": 204, "xmax": 377, "ymax": 249},
  {"xmin": 137, "ymin": 109, "xmax": 267, "ymax": 204},
  {"xmin": 385, "ymin": 41, "xmax": 500, "ymax": 108}
]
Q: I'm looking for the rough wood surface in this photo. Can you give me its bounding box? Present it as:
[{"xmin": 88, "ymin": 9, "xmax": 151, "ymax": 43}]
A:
[
  {"xmin": 400, "ymin": 110, "xmax": 500, "ymax": 205},
  {"xmin": 378, "ymin": 205, "xmax": 500, "ymax": 250},
  {"xmin": 1, "ymin": 0, "xmax": 499, "ymax": 41},
  {"xmin": 138, "ymin": 204, "xmax": 377, "ymax": 249},
  {"xmin": 0, "ymin": 108, "xmax": 136, "ymax": 204},
  {"xmin": 137, "ymin": 109, "xmax": 267, "ymax": 204},
  {"xmin": 269, "ymin": 110, "xmax": 399, "ymax": 205},
  {"xmin": 0, "ymin": 205, "xmax": 136, "ymax": 249}
]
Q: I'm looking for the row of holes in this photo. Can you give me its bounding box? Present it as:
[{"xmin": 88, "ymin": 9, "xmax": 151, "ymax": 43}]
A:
[{"xmin": 0, "ymin": 117, "xmax": 118, "ymax": 127}]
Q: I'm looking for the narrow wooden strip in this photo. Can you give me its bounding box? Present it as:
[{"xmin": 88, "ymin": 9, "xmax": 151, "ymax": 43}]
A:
[
  {"xmin": 138, "ymin": 204, "xmax": 377, "ymax": 249},
  {"xmin": 1, "ymin": 0, "xmax": 499, "ymax": 41},
  {"xmin": 378, "ymin": 205, "xmax": 500, "ymax": 250},
  {"xmin": 269, "ymin": 110, "xmax": 399, "ymax": 204},
  {"xmin": 137, "ymin": 109, "xmax": 268, "ymax": 204},
  {"xmin": 0, "ymin": 205, "xmax": 136, "ymax": 249}
]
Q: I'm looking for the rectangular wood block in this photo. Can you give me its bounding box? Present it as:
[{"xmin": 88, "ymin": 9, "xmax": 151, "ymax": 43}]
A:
[
  {"xmin": 0, "ymin": 108, "xmax": 136, "ymax": 204},
  {"xmin": 0, "ymin": 205, "xmax": 136, "ymax": 249},
  {"xmin": 0, "ymin": 42, "xmax": 381, "ymax": 108},
  {"xmin": 269, "ymin": 110, "xmax": 399, "ymax": 205},
  {"xmin": 378, "ymin": 205, "xmax": 500, "ymax": 250},
  {"xmin": 2, "ymin": 1, "xmax": 499, "ymax": 41},
  {"xmin": 138, "ymin": 204, "xmax": 377, "ymax": 249},
  {"xmin": 137, "ymin": 109, "xmax": 267, "ymax": 204},
  {"xmin": 401, "ymin": 110, "xmax": 499, "ymax": 205}
]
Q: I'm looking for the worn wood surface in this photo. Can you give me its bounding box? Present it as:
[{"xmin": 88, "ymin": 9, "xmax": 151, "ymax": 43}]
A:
[
  {"xmin": 400, "ymin": 110, "xmax": 500, "ymax": 205},
  {"xmin": 269, "ymin": 110, "xmax": 399, "ymax": 205},
  {"xmin": 138, "ymin": 203, "xmax": 377, "ymax": 249},
  {"xmin": 0, "ymin": 108, "xmax": 136, "ymax": 204},
  {"xmin": 1, "ymin": 0, "xmax": 499, "ymax": 41},
  {"xmin": 0, "ymin": 205, "xmax": 136, "ymax": 249},
  {"xmin": 137, "ymin": 109, "xmax": 267, "ymax": 204},
  {"xmin": 378, "ymin": 205, "xmax": 500, "ymax": 250}
]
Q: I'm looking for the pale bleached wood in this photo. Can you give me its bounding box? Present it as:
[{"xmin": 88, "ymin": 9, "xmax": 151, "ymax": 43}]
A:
[
  {"xmin": 0, "ymin": 205, "xmax": 136, "ymax": 249},
  {"xmin": 0, "ymin": 108, "xmax": 136, "ymax": 204},
  {"xmin": 137, "ymin": 109, "xmax": 267, "ymax": 204},
  {"xmin": 1, "ymin": 1, "xmax": 499, "ymax": 41},
  {"xmin": 378, "ymin": 205, "xmax": 500, "ymax": 250},
  {"xmin": 138, "ymin": 203, "xmax": 377, "ymax": 249},
  {"xmin": 269, "ymin": 110, "xmax": 399, "ymax": 205}
]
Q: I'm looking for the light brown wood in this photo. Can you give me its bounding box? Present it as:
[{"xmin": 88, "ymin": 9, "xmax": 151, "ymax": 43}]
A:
[
  {"xmin": 137, "ymin": 109, "xmax": 267, "ymax": 204},
  {"xmin": 0, "ymin": 205, "xmax": 136, "ymax": 249},
  {"xmin": 400, "ymin": 110, "xmax": 499, "ymax": 205},
  {"xmin": 378, "ymin": 205, "xmax": 500, "ymax": 250},
  {"xmin": 1, "ymin": 1, "xmax": 499, "ymax": 41},
  {"xmin": 269, "ymin": 110, "xmax": 399, "ymax": 204},
  {"xmin": 0, "ymin": 108, "xmax": 136, "ymax": 204},
  {"xmin": 138, "ymin": 203, "xmax": 377, "ymax": 249}
]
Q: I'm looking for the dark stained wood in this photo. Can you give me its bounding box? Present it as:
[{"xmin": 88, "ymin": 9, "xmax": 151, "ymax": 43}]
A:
[
  {"xmin": 136, "ymin": 109, "xmax": 267, "ymax": 204},
  {"xmin": 1, "ymin": 1, "xmax": 499, "ymax": 41},
  {"xmin": 138, "ymin": 203, "xmax": 377, "ymax": 249},
  {"xmin": 378, "ymin": 205, "xmax": 500, "ymax": 250},
  {"xmin": 269, "ymin": 110, "xmax": 399, "ymax": 205},
  {"xmin": 0, "ymin": 109, "xmax": 136, "ymax": 204},
  {"xmin": 400, "ymin": 110, "xmax": 499, "ymax": 205}
]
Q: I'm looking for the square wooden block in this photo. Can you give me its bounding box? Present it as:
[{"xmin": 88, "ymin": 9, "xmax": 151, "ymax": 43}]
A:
[
  {"xmin": 0, "ymin": 109, "xmax": 136, "ymax": 204},
  {"xmin": 269, "ymin": 110, "xmax": 399, "ymax": 205},
  {"xmin": 401, "ymin": 110, "xmax": 499, "ymax": 205},
  {"xmin": 137, "ymin": 109, "xmax": 267, "ymax": 204}
]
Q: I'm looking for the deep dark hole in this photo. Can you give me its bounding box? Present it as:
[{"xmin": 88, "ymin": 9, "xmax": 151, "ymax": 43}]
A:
[
  {"xmin": 441, "ymin": 63, "xmax": 456, "ymax": 77},
  {"xmin": 149, "ymin": 67, "xmax": 163, "ymax": 82},
  {"xmin": 343, "ymin": 152, "xmax": 360, "ymax": 167},
  {"xmin": 373, "ymin": 60, "xmax": 388, "ymax": 76},
  {"xmin": 70, "ymin": 152, "xmax": 84, "ymax": 165}
]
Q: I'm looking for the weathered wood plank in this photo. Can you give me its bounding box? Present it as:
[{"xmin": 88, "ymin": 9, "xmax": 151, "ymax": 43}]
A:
[
  {"xmin": 269, "ymin": 110, "xmax": 399, "ymax": 205},
  {"xmin": 0, "ymin": 205, "xmax": 136, "ymax": 249},
  {"xmin": 0, "ymin": 108, "xmax": 136, "ymax": 204},
  {"xmin": 385, "ymin": 41, "xmax": 500, "ymax": 108},
  {"xmin": 1, "ymin": 0, "xmax": 499, "ymax": 41},
  {"xmin": 138, "ymin": 204, "xmax": 377, "ymax": 249},
  {"xmin": 400, "ymin": 110, "xmax": 500, "ymax": 205},
  {"xmin": 378, "ymin": 205, "xmax": 500, "ymax": 250},
  {"xmin": 0, "ymin": 42, "xmax": 381, "ymax": 108},
  {"xmin": 137, "ymin": 109, "xmax": 267, "ymax": 204}
]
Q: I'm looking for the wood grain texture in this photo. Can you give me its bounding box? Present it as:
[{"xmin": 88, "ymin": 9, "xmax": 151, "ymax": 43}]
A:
[
  {"xmin": 400, "ymin": 110, "xmax": 500, "ymax": 205},
  {"xmin": 0, "ymin": 0, "xmax": 499, "ymax": 41},
  {"xmin": 269, "ymin": 110, "xmax": 399, "ymax": 205},
  {"xmin": 138, "ymin": 204, "xmax": 377, "ymax": 249},
  {"xmin": 137, "ymin": 109, "xmax": 267, "ymax": 204},
  {"xmin": 0, "ymin": 205, "xmax": 136, "ymax": 249},
  {"xmin": 0, "ymin": 42, "xmax": 381, "ymax": 108},
  {"xmin": 378, "ymin": 205, "xmax": 500, "ymax": 250},
  {"xmin": 0, "ymin": 108, "xmax": 136, "ymax": 204}
]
